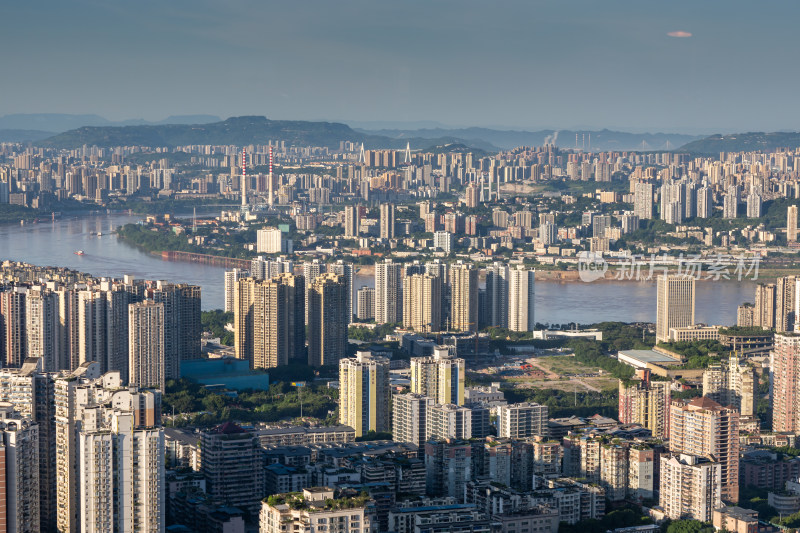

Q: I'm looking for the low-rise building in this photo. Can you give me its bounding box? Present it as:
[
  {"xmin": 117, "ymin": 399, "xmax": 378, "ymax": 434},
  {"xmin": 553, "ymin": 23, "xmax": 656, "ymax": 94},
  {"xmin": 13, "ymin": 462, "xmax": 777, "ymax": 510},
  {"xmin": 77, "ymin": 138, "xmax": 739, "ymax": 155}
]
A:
[
  {"xmin": 389, "ymin": 503, "xmax": 493, "ymax": 533},
  {"xmin": 712, "ymin": 507, "xmax": 759, "ymax": 533},
  {"xmin": 493, "ymin": 507, "xmax": 559, "ymax": 533},
  {"xmin": 259, "ymin": 487, "xmax": 373, "ymax": 533},
  {"xmin": 255, "ymin": 425, "xmax": 356, "ymax": 447}
]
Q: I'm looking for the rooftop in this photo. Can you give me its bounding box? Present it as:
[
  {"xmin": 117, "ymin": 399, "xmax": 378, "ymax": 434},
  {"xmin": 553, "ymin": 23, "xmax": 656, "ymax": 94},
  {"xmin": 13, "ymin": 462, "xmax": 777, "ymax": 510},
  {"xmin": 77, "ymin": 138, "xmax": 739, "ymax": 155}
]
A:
[{"xmin": 618, "ymin": 349, "xmax": 680, "ymax": 365}]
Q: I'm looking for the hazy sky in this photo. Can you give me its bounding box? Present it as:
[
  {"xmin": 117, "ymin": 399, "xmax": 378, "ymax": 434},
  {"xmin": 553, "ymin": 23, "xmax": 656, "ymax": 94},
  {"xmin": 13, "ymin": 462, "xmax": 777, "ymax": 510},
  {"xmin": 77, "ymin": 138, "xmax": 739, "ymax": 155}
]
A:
[{"xmin": 3, "ymin": 0, "xmax": 799, "ymax": 133}]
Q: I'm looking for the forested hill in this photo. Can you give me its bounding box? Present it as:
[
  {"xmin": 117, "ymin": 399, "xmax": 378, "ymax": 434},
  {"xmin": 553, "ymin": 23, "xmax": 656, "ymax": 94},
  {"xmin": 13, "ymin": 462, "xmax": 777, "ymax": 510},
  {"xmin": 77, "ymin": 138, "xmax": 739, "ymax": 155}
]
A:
[
  {"xmin": 37, "ymin": 116, "xmax": 498, "ymax": 151},
  {"xmin": 680, "ymin": 131, "xmax": 800, "ymax": 155}
]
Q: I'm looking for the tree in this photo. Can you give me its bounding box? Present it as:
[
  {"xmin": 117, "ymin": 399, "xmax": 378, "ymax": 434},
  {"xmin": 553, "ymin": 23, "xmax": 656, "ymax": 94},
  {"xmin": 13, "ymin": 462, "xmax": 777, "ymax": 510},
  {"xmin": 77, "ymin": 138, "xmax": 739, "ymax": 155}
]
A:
[{"xmin": 665, "ymin": 520, "xmax": 714, "ymax": 533}]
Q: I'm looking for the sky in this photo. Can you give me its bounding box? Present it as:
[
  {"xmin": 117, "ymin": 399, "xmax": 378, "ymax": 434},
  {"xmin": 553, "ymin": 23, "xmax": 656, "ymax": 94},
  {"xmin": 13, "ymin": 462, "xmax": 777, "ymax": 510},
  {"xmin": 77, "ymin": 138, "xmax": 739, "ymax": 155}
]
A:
[{"xmin": 2, "ymin": 0, "xmax": 799, "ymax": 133}]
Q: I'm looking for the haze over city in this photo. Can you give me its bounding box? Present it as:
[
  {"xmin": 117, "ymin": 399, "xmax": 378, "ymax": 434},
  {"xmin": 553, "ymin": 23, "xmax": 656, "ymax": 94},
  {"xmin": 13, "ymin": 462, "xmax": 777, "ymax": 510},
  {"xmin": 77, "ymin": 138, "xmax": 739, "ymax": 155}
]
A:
[{"xmin": 3, "ymin": 0, "xmax": 800, "ymax": 132}]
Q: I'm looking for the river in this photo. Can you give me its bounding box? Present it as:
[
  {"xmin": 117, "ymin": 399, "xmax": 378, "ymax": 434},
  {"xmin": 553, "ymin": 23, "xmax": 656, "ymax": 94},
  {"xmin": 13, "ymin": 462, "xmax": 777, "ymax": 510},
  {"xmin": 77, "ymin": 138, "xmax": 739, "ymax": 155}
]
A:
[{"xmin": 0, "ymin": 214, "xmax": 756, "ymax": 325}]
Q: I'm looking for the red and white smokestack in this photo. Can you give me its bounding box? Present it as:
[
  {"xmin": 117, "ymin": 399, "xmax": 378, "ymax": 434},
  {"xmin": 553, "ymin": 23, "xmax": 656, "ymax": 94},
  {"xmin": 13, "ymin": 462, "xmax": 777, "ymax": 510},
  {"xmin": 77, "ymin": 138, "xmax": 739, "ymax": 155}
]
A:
[
  {"xmin": 241, "ymin": 148, "xmax": 246, "ymax": 207},
  {"xmin": 268, "ymin": 145, "xmax": 274, "ymax": 207}
]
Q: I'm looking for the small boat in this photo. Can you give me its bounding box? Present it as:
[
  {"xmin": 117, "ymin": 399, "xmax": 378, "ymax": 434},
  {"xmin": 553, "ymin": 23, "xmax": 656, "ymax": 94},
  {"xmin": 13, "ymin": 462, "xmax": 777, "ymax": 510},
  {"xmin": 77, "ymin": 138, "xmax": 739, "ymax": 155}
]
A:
[
  {"xmin": 96, "ymin": 232, "xmax": 103, "ymax": 236},
  {"xmin": 74, "ymin": 250, "xmax": 85, "ymax": 256}
]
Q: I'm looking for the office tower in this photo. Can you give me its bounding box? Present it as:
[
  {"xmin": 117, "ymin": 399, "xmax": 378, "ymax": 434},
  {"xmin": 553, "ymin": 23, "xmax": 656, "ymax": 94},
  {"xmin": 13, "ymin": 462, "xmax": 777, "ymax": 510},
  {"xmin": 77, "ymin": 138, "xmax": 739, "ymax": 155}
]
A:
[
  {"xmin": 754, "ymin": 282, "xmax": 776, "ymax": 328},
  {"xmin": 380, "ymin": 203, "xmax": 396, "ymax": 239},
  {"xmin": 344, "ymin": 205, "xmax": 360, "ymax": 237},
  {"xmin": 703, "ymin": 355, "xmax": 756, "ymax": 418},
  {"xmin": 128, "ymin": 301, "xmax": 166, "ymax": 390},
  {"xmin": 426, "ymin": 403, "xmax": 474, "ymax": 440},
  {"xmin": 403, "ymin": 273, "xmax": 442, "ymax": 333},
  {"xmin": 24, "ymin": 285, "xmax": 59, "ymax": 371},
  {"xmin": 253, "ymin": 274, "xmax": 305, "ymax": 368},
  {"xmin": 410, "ymin": 347, "xmax": 465, "ymax": 405},
  {"xmin": 356, "ymin": 286, "xmax": 375, "ymax": 321},
  {"xmin": 659, "ymin": 454, "xmax": 721, "ymax": 522},
  {"xmin": 450, "ymin": 263, "xmax": 478, "ymax": 332},
  {"xmin": 776, "ymin": 276, "xmax": 798, "ymax": 332},
  {"xmin": 723, "ymin": 185, "xmax": 738, "ymax": 218},
  {"xmin": 485, "ymin": 262, "xmax": 509, "ymax": 328},
  {"xmin": 669, "ymin": 397, "xmax": 739, "ymax": 503},
  {"xmin": 260, "ymin": 488, "xmax": 373, "ymax": 533},
  {"xmin": 433, "ymin": 231, "xmax": 453, "ymax": 252},
  {"xmin": 302, "ymin": 259, "xmax": 325, "ymax": 324},
  {"xmin": 0, "ymin": 404, "xmax": 40, "ymax": 532},
  {"xmin": 257, "ymin": 227, "xmax": 285, "ymax": 254},
  {"xmin": 339, "ymin": 351, "xmax": 390, "ymax": 437},
  {"xmin": 392, "ymin": 393, "xmax": 430, "ymax": 447},
  {"xmin": 79, "ymin": 410, "xmax": 164, "ymax": 532},
  {"xmin": 746, "ymin": 190, "xmax": 762, "ymax": 218},
  {"xmin": 496, "ymin": 402, "xmax": 548, "ymax": 438},
  {"xmin": 200, "ymin": 423, "xmax": 265, "ymax": 517},
  {"xmin": 224, "ymin": 268, "xmax": 247, "ymax": 312},
  {"xmin": 307, "ymin": 273, "xmax": 348, "ymax": 367},
  {"xmin": 328, "ymin": 260, "xmax": 354, "ymax": 324},
  {"xmin": 150, "ymin": 282, "xmax": 201, "ymax": 381},
  {"xmin": 375, "ymin": 259, "xmax": 403, "ymax": 324},
  {"xmin": 772, "ymin": 333, "xmax": 800, "ymax": 432},
  {"xmin": 656, "ymin": 275, "xmax": 695, "ymax": 343},
  {"xmin": 235, "ymin": 276, "xmax": 305, "ymax": 368},
  {"xmin": 789, "ymin": 205, "xmax": 798, "ymax": 243},
  {"xmin": 507, "ymin": 266, "xmax": 535, "ymax": 332},
  {"xmin": 618, "ymin": 374, "xmax": 671, "ymax": 439},
  {"xmin": 0, "ymin": 287, "xmax": 27, "ymax": 368}
]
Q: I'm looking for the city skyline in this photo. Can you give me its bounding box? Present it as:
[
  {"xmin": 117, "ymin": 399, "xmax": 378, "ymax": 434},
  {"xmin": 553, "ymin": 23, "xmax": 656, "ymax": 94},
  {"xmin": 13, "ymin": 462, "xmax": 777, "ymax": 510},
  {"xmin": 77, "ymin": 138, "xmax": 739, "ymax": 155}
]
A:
[
  {"xmin": 2, "ymin": 0, "xmax": 800, "ymax": 133},
  {"xmin": 1, "ymin": 1, "xmax": 799, "ymax": 529}
]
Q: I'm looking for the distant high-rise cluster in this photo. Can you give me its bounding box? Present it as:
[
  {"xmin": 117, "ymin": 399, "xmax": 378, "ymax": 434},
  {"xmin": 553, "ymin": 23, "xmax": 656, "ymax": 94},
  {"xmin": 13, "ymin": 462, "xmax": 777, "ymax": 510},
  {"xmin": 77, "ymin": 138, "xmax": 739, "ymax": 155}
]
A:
[{"xmin": 0, "ymin": 271, "xmax": 200, "ymax": 380}]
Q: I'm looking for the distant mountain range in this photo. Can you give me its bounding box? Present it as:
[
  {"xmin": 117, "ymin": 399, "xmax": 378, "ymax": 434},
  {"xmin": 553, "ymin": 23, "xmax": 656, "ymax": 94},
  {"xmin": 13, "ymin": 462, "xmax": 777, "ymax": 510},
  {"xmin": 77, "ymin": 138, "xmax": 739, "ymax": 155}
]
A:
[
  {"xmin": 355, "ymin": 126, "xmax": 704, "ymax": 152},
  {"xmin": 16, "ymin": 113, "xmax": 800, "ymax": 155},
  {"xmin": 37, "ymin": 116, "xmax": 501, "ymax": 151},
  {"xmin": 0, "ymin": 113, "xmax": 225, "ymax": 143},
  {"xmin": 679, "ymin": 132, "xmax": 800, "ymax": 154},
  {"xmin": 0, "ymin": 129, "xmax": 55, "ymax": 142},
  {"xmin": 0, "ymin": 113, "xmax": 222, "ymax": 137}
]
